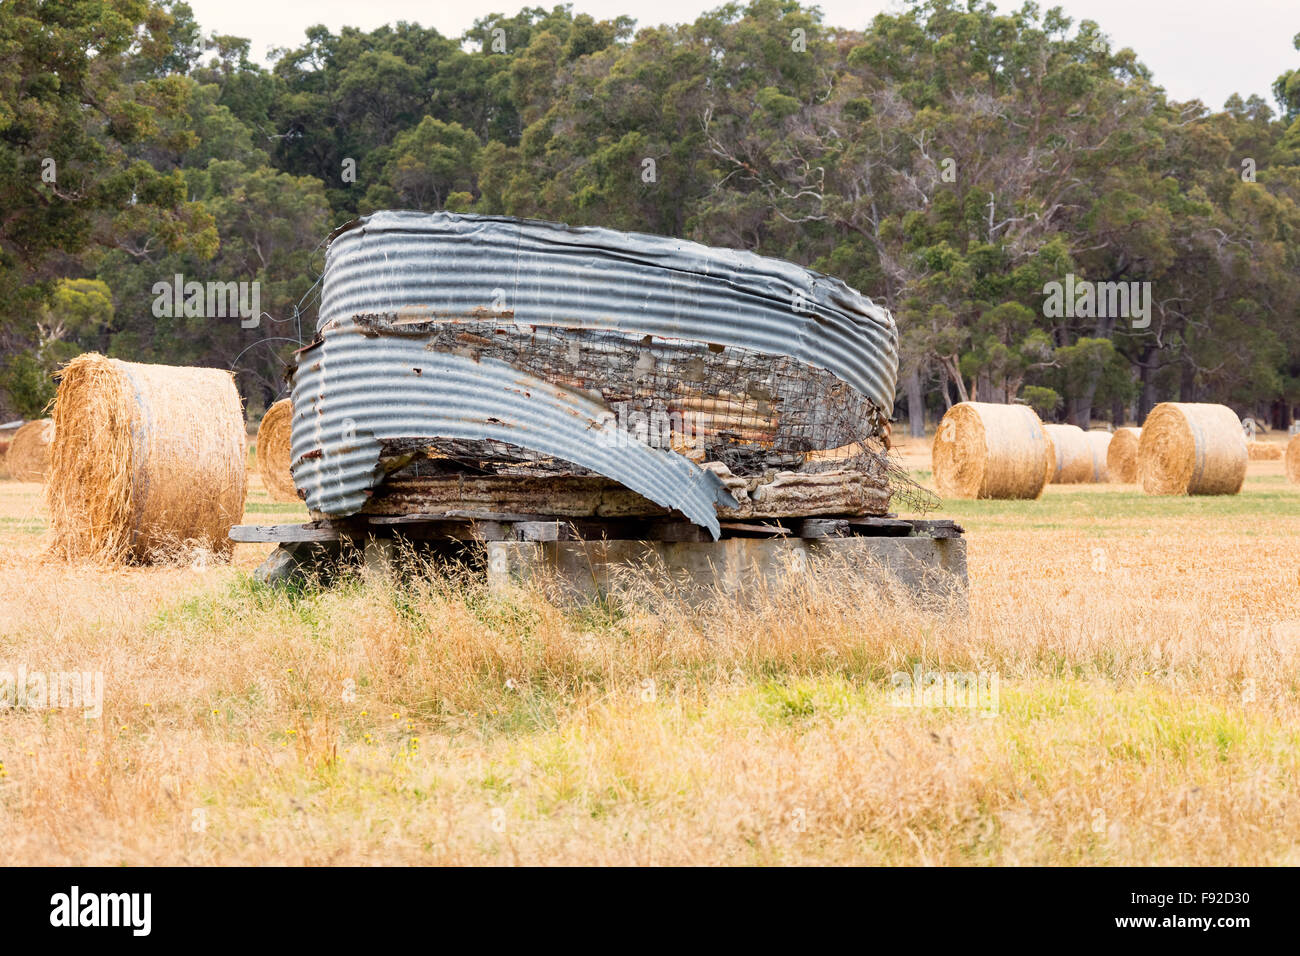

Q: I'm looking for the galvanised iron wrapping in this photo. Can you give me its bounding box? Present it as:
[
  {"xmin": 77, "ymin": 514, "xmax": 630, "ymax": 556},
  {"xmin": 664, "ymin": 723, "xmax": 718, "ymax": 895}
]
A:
[
  {"xmin": 291, "ymin": 320, "xmax": 738, "ymax": 537},
  {"xmin": 292, "ymin": 211, "xmax": 899, "ymax": 535},
  {"xmin": 318, "ymin": 212, "xmax": 898, "ymax": 411}
]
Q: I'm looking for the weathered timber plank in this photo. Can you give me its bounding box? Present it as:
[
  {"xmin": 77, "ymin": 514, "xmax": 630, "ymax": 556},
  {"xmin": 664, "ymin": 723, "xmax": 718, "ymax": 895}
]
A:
[
  {"xmin": 717, "ymin": 521, "xmax": 790, "ymax": 537},
  {"xmin": 794, "ymin": 518, "xmax": 849, "ymax": 538},
  {"xmin": 230, "ymin": 523, "xmax": 349, "ymax": 543},
  {"xmin": 360, "ymin": 465, "xmax": 891, "ymax": 521},
  {"xmin": 514, "ymin": 521, "xmax": 564, "ymax": 542},
  {"xmin": 367, "ymin": 510, "xmax": 552, "ymax": 523},
  {"xmin": 361, "ymin": 475, "xmax": 659, "ymax": 518},
  {"xmin": 742, "ymin": 469, "xmax": 891, "ymax": 517}
]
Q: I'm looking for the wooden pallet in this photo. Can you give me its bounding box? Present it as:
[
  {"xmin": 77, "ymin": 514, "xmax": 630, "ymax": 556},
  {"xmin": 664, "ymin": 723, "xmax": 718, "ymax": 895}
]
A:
[{"xmin": 229, "ymin": 512, "xmax": 962, "ymax": 545}]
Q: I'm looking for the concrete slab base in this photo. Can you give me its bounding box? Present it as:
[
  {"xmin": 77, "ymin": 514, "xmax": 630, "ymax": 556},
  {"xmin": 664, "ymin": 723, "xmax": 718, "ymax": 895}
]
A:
[{"xmin": 485, "ymin": 535, "xmax": 967, "ymax": 606}]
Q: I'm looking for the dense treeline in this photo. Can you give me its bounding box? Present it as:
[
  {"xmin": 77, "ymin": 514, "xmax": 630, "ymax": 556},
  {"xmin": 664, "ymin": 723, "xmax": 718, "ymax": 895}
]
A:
[{"xmin": 2, "ymin": 0, "xmax": 1298, "ymax": 433}]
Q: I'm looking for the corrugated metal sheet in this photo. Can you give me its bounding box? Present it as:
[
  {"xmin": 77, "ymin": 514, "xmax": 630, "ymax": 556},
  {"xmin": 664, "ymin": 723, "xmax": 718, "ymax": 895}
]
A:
[
  {"xmin": 318, "ymin": 211, "xmax": 898, "ymax": 412},
  {"xmin": 291, "ymin": 320, "xmax": 738, "ymax": 537},
  {"xmin": 292, "ymin": 211, "xmax": 899, "ymax": 537}
]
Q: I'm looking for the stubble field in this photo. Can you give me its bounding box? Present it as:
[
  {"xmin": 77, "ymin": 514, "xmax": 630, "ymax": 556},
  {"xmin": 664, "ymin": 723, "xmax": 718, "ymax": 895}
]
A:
[{"xmin": 1, "ymin": 435, "xmax": 1297, "ymax": 865}]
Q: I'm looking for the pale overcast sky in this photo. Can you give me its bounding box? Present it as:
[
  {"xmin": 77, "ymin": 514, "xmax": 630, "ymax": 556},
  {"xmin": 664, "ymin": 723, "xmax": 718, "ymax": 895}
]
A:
[{"xmin": 183, "ymin": 0, "xmax": 1297, "ymax": 112}]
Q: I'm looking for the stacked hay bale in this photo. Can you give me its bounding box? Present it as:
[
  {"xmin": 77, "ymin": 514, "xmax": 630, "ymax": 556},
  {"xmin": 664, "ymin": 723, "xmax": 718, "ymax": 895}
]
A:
[
  {"xmin": 1107, "ymin": 427, "xmax": 1141, "ymax": 483},
  {"xmin": 932, "ymin": 401, "xmax": 1052, "ymax": 499},
  {"xmin": 1042, "ymin": 423, "xmax": 1095, "ymax": 484},
  {"xmin": 1138, "ymin": 402, "xmax": 1246, "ymax": 495},
  {"xmin": 1247, "ymin": 441, "xmax": 1282, "ymax": 461},
  {"xmin": 1040, "ymin": 428, "xmax": 1056, "ymax": 488},
  {"xmin": 46, "ymin": 354, "xmax": 248, "ymax": 563},
  {"xmin": 1286, "ymin": 433, "xmax": 1300, "ymax": 484},
  {"xmin": 5, "ymin": 419, "xmax": 54, "ymax": 481},
  {"xmin": 1085, "ymin": 430, "xmax": 1112, "ymax": 482},
  {"xmin": 255, "ymin": 398, "xmax": 299, "ymax": 502},
  {"xmin": 0, "ymin": 421, "xmax": 22, "ymax": 464}
]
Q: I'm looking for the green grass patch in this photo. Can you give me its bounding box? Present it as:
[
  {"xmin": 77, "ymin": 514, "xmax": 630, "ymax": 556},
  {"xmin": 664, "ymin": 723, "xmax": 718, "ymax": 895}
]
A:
[
  {"xmin": 925, "ymin": 484, "xmax": 1300, "ymax": 525},
  {"xmin": 0, "ymin": 516, "xmax": 46, "ymax": 534},
  {"xmin": 242, "ymin": 502, "xmax": 310, "ymax": 516}
]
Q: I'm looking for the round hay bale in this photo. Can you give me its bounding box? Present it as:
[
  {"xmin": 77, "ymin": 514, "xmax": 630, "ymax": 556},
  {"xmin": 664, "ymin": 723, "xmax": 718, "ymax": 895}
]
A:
[
  {"xmin": 1107, "ymin": 427, "xmax": 1141, "ymax": 483},
  {"xmin": 256, "ymin": 398, "xmax": 299, "ymax": 503},
  {"xmin": 1041, "ymin": 428, "xmax": 1056, "ymax": 488},
  {"xmin": 46, "ymin": 354, "xmax": 248, "ymax": 563},
  {"xmin": 1043, "ymin": 423, "xmax": 1095, "ymax": 483},
  {"xmin": 1138, "ymin": 402, "xmax": 1246, "ymax": 496},
  {"xmin": 1085, "ymin": 430, "xmax": 1112, "ymax": 482},
  {"xmin": 6, "ymin": 419, "xmax": 54, "ymax": 481},
  {"xmin": 1247, "ymin": 440, "xmax": 1282, "ymax": 461},
  {"xmin": 1286, "ymin": 433, "xmax": 1300, "ymax": 484},
  {"xmin": 0, "ymin": 422, "xmax": 19, "ymax": 463},
  {"xmin": 932, "ymin": 401, "xmax": 1051, "ymax": 499}
]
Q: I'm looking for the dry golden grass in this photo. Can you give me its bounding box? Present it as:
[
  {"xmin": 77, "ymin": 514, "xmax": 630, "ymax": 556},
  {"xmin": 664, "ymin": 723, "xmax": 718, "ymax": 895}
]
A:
[{"xmin": 1, "ymin": 452, "xmax": 1299, "ymax": 865}]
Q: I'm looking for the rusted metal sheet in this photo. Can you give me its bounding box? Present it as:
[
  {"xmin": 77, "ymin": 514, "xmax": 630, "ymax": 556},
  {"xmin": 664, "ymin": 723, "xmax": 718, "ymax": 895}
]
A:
[{"xmin": 290, "ymin": 211, "xmax": 900, "ymax": 537}]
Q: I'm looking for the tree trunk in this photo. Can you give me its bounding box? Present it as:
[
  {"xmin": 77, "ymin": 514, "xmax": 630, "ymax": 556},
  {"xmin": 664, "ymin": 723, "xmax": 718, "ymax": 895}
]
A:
[
  {"xmin": 1272, "ymin": 399, "xmax": 1290, "ymax": 431},
  {"xmin": 940, "ymin": 355, "xmax": 969, "ymax": 404},
  {"xmin": 1069, "ymin": 371, "xmax": 1100, "ymax": 429},
  {"xmin": 1180, "ymin": 361, "xmax": 1197, "ymax": 403},
  {"xmin": 1138, "ymin": 347, "xmax": 1158, "ymax": 421},
  {"xmin": 905, "ymin": 367, "xmax": 925, "ymax": 438},
  {"xmin": 1068, "ymin": 397, "xmax": 1092, "ymax": 430}
]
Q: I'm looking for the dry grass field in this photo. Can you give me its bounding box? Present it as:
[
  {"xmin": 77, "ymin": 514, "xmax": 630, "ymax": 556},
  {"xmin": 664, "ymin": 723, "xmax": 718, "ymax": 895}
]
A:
[{"xmin": 1, "ymin": 434, "xmax": 1298, "ymax": 865}]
